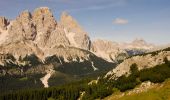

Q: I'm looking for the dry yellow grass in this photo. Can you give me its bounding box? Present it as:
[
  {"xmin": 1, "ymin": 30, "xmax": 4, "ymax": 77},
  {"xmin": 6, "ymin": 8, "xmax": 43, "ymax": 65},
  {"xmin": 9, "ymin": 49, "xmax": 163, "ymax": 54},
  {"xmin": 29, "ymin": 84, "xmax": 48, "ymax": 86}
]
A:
[{"xmin": 105, "ymin": 79, "xmax": 170, "ymax": 100}]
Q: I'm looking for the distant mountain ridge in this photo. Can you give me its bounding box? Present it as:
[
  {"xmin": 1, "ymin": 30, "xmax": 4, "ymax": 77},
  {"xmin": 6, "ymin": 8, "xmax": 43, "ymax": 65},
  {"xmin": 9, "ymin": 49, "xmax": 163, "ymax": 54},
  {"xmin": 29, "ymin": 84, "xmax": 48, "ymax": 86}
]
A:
[{"xmin": 91, "ymin": 38, "xmax": 154, "ymax": 62}]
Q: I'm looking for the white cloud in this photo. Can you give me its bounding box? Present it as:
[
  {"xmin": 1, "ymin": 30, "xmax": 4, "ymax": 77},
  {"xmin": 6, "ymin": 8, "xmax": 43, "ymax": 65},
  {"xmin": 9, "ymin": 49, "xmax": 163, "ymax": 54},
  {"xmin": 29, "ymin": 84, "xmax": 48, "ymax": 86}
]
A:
[{"xmin": 113, "ymin": 18, "xmax": 128, "ymax": 25}]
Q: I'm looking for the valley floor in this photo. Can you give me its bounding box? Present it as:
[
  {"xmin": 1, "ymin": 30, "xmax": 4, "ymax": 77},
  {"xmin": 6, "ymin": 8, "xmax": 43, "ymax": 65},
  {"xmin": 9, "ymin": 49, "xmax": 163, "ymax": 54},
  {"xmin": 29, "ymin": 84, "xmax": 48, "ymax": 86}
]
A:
[{"xmin": 105, "ymin": 79, "xmax": 170, "ymax": 100}]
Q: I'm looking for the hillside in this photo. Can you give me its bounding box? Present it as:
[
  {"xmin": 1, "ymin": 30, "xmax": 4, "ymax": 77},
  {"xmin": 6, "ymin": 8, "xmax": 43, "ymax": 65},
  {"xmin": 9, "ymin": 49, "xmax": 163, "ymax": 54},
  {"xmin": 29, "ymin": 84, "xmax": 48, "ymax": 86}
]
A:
[
  {"xmin": 105, "ymin": 79, "xmax": 170, "ymax": 100},
  {"xmin": 106, "ymin": 47, "xmax": 170, "ymax": 79},
  {"xmin": 1, "ymin": 49, "xmax": 170, "ymax": 100}
]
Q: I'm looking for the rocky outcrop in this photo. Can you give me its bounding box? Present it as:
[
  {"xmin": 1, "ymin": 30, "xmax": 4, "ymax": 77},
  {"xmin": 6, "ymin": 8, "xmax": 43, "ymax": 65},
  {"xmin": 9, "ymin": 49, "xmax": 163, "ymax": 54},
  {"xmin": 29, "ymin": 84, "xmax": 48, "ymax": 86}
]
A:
[
  {"xmin": 105, "ymin": 50, "xmax": 170, "ymax": 79},
  {"xmin": 45, "ymin": 46, "xmax": 92, "ymax": 62},
  {"xmin": 0, "ymin": 17, "xmax": 8, "ymax": 30},
  {"xmin": 0, "ymin": 53, "xmax": 16, "ymax": 66},
  {"xmin": 127, "ymin": 81, "xmax": 154, "ymax": 95},
  {"xmin": 60, "ymin": 12, "xmax": 91, "ymax": 50},
  {"xmin": 0, "ymin": 17, "xmax": 9, "ymax": 45},
  {"xmin": 91, "ymin": 39, "xmax": 127, "ymax": 62},
  {"xmin": 46, "ymin": 26, "xmax": 70, "ymax": 48},
  {"xmin": 8, "ymin": 10, "xmax": 36, "ymax": 42},
  {"xmin": 105, "ymin": 81, "xmax": 158, "ymax": 100},
  {"xmin": 0, "ymin": 41, "xmax": 44, "ymax": 59},
  {"xmin": 91, "ymin": 39, "xmax": 154, "ymax": 62},
  {"xmin": 6, "ymin": 7, "xmax": 91, "ymax": 50},
  {"xmin": 33, "ymin": 7, "xmax": 57, "ymax": 47},
  {"xmin": 33, "ymin": 7, "xmax": 57, "ymax": 33},
  {"xmin": 7, "ymin": 7, "xmax": 58, "ymax": 47}
]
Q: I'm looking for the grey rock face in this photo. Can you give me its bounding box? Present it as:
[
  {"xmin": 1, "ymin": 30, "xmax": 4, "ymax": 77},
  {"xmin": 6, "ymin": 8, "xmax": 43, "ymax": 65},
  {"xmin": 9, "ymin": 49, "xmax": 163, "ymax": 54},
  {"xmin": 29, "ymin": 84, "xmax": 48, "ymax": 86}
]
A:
[
  {"xmin": 0, "ymin": 7, "xmax": 94, "ymax": 63},
  {"xmin": 60, "ymin": 12, "xmax": 91, "ymax": 50},
  {"xmin": 8, "ymin": 10, "xmax": 36, "ymax": 42},
  {"xmin": 33, "ymin": 7, "xmax": 57, "ymax": 47},
  {"xmin": 91, "ymin": 39, "xmax": 155, "ymax": 62},
  {"xmin": 46, "ymin": 26, "xmax": 70, "ymax": 48},
  {"xmin": 7, "ymin": 7, "xmax": 58, "ymax": 48},
  {"xmin": 33, "ymin": 7, "xmax": 57, "ymax": 33},
  {"xmin": 0, "ymin": 40, "xmax": 44, "ymax": 60},
  {"xmin": 91, "ymin": 39, "xmax": 127, "ymax": 62},
  {"xmin": 0, "ymin": 17, "xmax": 8, "ymax": 30}
]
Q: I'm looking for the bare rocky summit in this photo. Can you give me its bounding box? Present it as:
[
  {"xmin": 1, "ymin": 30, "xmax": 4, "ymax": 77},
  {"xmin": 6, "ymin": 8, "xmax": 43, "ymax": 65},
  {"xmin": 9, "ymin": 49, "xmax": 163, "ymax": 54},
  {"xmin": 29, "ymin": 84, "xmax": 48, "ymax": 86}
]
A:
[
  {"xmin": 60, "ymin": 12, "xmax": 91, "ymax": 50},
  {"xmin": 8, "ymin": 10, "xmax": 36, "ymax": 42},
  {"xmin": 0, "ymin": 7, "xmax": 92, "ymax": 60},
  {"xmin": 33, "ymin": 7, "xmax": 57, "ymax": 47}
]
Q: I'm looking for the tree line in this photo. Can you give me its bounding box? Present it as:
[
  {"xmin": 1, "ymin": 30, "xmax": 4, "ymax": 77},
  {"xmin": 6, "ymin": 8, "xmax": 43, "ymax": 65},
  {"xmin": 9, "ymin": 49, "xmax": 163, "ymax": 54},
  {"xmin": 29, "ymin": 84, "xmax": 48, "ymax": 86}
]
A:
[{"xmin": 1, "ymin": 57, "xmax": 170, "ymax": 100}]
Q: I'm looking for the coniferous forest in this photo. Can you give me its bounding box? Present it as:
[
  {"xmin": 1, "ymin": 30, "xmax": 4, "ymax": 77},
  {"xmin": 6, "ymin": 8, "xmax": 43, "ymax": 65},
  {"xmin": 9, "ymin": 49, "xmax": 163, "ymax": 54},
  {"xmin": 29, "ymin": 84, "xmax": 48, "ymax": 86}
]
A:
[{"xmin": 1, "ymin": 58, "xmax": 170, "ymax": 100}]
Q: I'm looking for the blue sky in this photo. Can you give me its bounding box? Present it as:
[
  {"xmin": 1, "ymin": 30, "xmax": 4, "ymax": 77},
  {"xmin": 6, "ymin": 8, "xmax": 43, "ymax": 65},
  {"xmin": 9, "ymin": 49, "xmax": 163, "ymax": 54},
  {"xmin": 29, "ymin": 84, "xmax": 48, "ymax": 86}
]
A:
[{"xmin": 0, "ymin": 0, "xmax": 170, "ymax": 44}]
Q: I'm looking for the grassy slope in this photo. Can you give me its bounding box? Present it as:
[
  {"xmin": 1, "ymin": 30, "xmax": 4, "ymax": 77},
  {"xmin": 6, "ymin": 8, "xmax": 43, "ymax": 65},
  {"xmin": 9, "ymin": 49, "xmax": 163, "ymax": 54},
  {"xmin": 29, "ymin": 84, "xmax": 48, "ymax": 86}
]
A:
[{"xmin": 105, "ymin": 79, "xmax": 170, "ymax": 100}]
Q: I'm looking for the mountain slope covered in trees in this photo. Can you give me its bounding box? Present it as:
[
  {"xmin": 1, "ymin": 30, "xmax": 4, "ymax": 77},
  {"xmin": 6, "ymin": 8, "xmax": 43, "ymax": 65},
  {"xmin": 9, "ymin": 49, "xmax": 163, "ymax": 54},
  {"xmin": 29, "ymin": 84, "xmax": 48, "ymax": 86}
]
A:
[{"xmin": 1, "ymin": 47, "xmax": 170, "ymax": 100}]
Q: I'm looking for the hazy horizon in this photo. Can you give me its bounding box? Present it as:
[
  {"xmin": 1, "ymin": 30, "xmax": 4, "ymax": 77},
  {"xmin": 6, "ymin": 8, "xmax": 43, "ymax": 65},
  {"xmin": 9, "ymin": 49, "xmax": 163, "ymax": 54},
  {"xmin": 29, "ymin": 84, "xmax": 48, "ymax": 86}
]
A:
[{"xmin": 0, "ymin": 0, "xmax": 170, "ymax": 45}]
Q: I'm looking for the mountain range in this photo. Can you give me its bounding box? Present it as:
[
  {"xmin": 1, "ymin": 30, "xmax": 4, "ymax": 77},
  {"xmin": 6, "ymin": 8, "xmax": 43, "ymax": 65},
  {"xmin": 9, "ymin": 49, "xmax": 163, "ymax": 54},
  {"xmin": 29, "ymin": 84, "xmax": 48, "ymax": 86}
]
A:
[
  {"xmin": 0, "ymin": 7, "xmax": 170, "ymax": 100},
  {"xmin": 0, "ymin": 7, "xmax": 154, "ymax": 62},
  {"xmin": 0, "ymin": 7, "xmax": 156, "ymax": 91}
]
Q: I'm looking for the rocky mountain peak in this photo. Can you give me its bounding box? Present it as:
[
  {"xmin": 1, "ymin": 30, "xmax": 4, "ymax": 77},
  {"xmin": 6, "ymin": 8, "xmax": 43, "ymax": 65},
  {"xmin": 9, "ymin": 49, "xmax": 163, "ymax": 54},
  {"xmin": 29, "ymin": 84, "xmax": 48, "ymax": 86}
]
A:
[
  {"xmin": 33, "ymin": 7, "xmax": 53, "ymax": 18},
  {"xmin": 60, "ymin": 11, "xmax": 91, "ymax": 50},
  {"xmin": 132, "ymin": 38, "xmax": 147, "ymax": 45},
  {"xmin": 1, "ymin": 7, "xmax": 92, "ymax": 51},
  {"xmin": 60, "ymin": 11, "xmax": 81, "ymax": 32},
  {"xmin": 17, "ymin": 10, "xmax": 32, "ymax": 20},
  {"xmin": 61, "ymin": 11, "xmax": 69, "ymax": 18},
  {"xmin": 0, "ymin": 16, "xmax": 9, "ymax": 30},
  {"xmin": 91, "ymin": 39, "xmax": 124, "ymax": 62},
  {"xmin": 32, "ymin": 7, "xmax": 57, "ymax": 47},
  {"xmin": 6, "ymin": 7, "xmax": 58, "ymax": 46},
  {"xmin": 33, "ymin": 7, "xmax": 57, "ymax": 32},
  {"xmin": 129, "ymin": 38, "xmax": 154, "ymax": 50},
  {"xmin": 8, "ymin": 10, "xmax": 36, "ymax": 42}
]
